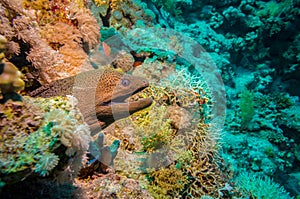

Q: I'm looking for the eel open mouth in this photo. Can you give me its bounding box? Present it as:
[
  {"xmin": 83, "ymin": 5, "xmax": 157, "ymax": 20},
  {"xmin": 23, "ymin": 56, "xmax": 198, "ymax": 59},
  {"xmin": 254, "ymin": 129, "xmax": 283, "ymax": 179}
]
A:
[
  {"xmin": 101, "ymin": 86, "xmax": 149, "ymax": 106},
  {"xmin": 96, "ymin": 86, "xmax": 153, "ymax": 118}
]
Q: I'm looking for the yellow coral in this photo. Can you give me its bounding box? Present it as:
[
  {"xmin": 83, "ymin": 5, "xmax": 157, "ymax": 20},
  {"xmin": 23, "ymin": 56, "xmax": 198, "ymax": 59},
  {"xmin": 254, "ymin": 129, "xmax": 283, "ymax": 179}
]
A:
[
  {"xmin": 94, "ymin": 0, "xmax": 122, "ymax": 10},
  {"xmin": 147, "ymin": 164, "xmax": 189, "ymax": 198},
  {"xmin": 0, "ymin": 36, "xmax": 25, "ymax": 101}
]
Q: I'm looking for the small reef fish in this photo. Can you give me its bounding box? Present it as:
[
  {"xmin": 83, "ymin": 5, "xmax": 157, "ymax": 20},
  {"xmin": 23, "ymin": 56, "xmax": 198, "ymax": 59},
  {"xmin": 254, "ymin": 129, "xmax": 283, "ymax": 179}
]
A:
[
  {"xmin": 29, "ymin": 68, "xmax": 153, "ymax": 135},
  {"xmin": 102, "ymin": 41, "xmax": 111, "ymax": 58}
]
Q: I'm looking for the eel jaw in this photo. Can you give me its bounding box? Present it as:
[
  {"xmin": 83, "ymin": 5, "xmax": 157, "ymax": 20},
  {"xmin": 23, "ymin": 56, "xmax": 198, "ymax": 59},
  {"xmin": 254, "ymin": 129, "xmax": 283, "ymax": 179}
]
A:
[
  {"xmin": 96, "ymin": 96, "xmax": 153, "ymax": 119},
  {"xmin": 87, "ymin": 96, "xmax": 152, "ymax": 135}
]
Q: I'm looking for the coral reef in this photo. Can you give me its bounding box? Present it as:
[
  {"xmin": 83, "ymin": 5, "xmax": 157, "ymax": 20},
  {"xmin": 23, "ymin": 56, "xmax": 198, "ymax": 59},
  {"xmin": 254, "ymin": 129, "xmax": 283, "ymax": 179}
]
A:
[
  {"xmin": 0, "ymin": 35, "xmax": 25, "ymax": 103},
  {"xmin": 0, "ymin": 0, "xmax": 100, "ymax": 84},
  {"xmin": 74, "ymin": 172, "xmax": 154, "ymax": 199},
  {"xmin": 0, "ymin": 95, "xmax": 91, "ymax": 185},
  {"xmin": 79, "ymin": 132, "xmax": 121, "ymax": 178},
  {"xmin": 101, "ymin": 57, "xmax": 229, "ymax": 198},
  {"xmin": 89, "ymin": 0, "xmax": 155, "ymax": 30},
  {"xmin": 1, "ymin": 0, "xmax": 298, "ymax": 198},
  {"xmin": 162, "ymin": 0, "xmax": 300, "ymax": 196}
]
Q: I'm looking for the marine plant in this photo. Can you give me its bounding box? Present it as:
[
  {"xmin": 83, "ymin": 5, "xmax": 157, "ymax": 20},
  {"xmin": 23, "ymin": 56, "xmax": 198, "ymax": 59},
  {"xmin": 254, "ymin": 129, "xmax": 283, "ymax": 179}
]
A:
[{"xmin": 239, "ymin": 89, "xmax": 255, "ymax": 129}]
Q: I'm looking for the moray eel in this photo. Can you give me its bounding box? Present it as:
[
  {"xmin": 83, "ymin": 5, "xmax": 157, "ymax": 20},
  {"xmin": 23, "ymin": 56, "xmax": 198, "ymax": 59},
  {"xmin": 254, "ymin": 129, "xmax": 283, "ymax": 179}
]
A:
[{"xmin": 29, "ymin": 69, "xmax": 153, "ymax": 135}]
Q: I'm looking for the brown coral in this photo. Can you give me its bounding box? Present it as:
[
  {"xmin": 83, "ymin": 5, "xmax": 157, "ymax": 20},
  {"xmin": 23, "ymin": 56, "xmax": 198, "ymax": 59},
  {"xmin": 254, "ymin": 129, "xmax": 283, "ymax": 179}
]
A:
[
  {"xmin": 167, "ymin": 105, "xmax": 192, "ymax": 130},
  {"xmin": 0, "ymin": 61, "xmax": 25, "ymax": 98},
  {"xmin": 112, "ymin": 50, "xmax": 134, "ymax": 72},
  {"xmin": 182, "ymin": 123, "xmax": 225, "ymax": 198},
  {"xmin": 68, "ymin": 4, "xmax": 100, "ymax": 50}
]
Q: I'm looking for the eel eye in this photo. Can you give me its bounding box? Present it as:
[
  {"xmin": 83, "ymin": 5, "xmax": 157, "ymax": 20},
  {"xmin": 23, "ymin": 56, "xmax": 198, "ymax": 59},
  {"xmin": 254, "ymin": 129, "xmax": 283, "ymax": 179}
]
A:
[{"xmin": 121, "ymin": 78, "xmax": 130, "ymax": 87}]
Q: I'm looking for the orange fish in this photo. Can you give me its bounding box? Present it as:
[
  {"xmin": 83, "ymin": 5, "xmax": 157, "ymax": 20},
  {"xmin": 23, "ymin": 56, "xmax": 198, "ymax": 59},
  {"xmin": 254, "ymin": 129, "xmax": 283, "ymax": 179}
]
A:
[
  {"xmin": 133, "ymin": 61, "xmax": 143, "ymax": 68},
  {"xmin": 102, "ymin": 41, "xmax": 111, "ymax": 58}
]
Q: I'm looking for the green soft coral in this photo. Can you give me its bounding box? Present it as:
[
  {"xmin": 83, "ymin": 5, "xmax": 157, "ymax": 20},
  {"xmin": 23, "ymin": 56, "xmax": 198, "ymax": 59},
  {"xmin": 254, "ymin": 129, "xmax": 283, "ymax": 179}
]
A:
[{"xmin": 0, "ymin": 96, "xmax": 91, "ymax": 184}]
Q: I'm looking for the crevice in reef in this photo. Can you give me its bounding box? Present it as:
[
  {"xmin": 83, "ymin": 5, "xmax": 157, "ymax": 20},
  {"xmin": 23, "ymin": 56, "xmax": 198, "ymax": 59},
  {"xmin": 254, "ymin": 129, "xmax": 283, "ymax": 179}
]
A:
[{"xmin": 100, "ymin": 6, "xmax": 112, "ymax": 27}]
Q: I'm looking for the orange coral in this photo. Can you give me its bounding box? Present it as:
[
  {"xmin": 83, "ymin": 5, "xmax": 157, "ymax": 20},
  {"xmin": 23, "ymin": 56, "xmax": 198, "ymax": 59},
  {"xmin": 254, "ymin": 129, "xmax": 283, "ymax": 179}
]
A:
[
  {"xmin": 39, "ymin": 22, "xmax": 89, "ymax": 73},
  {"xmin": 1, "ymin": 0, "xmax": 100, "ymax": 84},
  {"xmin": 68, "ymin": 4, "xmax": 100, "ymax": 50}
]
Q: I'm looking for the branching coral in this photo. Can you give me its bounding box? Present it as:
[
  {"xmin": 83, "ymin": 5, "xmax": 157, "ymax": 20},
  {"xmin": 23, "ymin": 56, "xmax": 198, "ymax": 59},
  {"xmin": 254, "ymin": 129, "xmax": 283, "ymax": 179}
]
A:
[
  {"xmin": 181, "ymin": 123, "xmax": 225, "ymax": 198},
  {"xmin": 146, "ymin": 164, "xmax": 189, "ymax": 198}
]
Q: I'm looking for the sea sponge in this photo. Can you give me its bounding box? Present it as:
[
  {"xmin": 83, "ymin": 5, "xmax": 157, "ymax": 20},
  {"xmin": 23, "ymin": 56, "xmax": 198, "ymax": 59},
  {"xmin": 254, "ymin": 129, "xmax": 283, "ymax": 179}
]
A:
[
  {"xmin": 167, "ymin": 105, "xmax": 192, "ymax": 130},
  {"xmin": 79, "ymin": 132, "xmax": 121, "ymax": 178}
]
